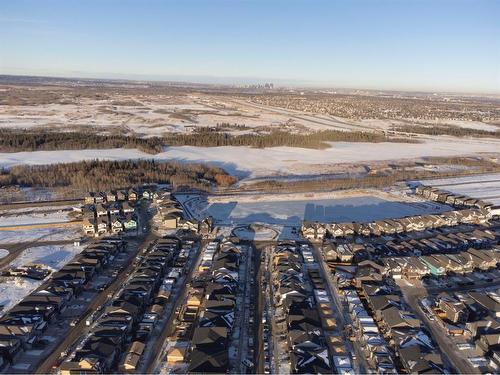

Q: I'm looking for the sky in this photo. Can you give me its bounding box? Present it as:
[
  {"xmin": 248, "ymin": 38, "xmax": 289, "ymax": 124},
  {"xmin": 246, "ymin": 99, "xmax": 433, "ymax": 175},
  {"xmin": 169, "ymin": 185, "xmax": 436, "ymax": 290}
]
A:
[{"xmin": 0, "ymin": 0, "xmax": 499, "ymax": 93}]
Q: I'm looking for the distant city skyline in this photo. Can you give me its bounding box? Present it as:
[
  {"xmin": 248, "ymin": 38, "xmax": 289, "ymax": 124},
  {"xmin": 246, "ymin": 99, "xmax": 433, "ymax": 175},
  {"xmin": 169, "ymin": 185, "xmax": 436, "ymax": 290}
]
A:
[{"xmin": 1, "ymin": 0, "xmax": 499, "ymax": 94}]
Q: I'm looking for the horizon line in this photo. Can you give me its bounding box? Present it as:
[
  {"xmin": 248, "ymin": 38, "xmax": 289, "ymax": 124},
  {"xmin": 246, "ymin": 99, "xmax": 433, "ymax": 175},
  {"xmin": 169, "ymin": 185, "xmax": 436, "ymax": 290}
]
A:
[{"xmin": 1, "ymin": 71, "xmax": 499, "ymax": 97}]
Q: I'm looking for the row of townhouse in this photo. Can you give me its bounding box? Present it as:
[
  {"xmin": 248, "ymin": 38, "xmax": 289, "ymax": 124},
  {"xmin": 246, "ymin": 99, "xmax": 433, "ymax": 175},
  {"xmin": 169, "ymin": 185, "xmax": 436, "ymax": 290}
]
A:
[
  {"xmin": 416, "ymin": 185, "xmax": 492, "ymax": 210},
  {"xmin": 271, "ymin": 242, "xmax": 335, "ymax": 374},
  {"xmin": 344, "ymin": 289, "xmax": 397, "ymax": 374},
  {"xmin": 382, "ymin": 246, "xmax": 500, "ymax": 280},
  {"xmin": 302, "ymin": 207, "xmax": 491, "ymax": 241},
  {"xmin": 60, "ymin": 237, "xmax": 185, "ymax": 374},
  {"xmin": 353, "ymin": 269, "xmax": 445, "ymax": 374},
  {"xmin": 0, "ymin": 238, "xmax": 125, "ymax": 371},
  {"xmin": 187, "ymin": 239, "xmax": 241, "ymax": 373},
  {"xmin": 349, "ymin": 227, "xmax": 499, "ymax": 262},
  {"xmin": 84, "ymin": 187, "xmax": 156, "ymax": 205},
  {"xmin": 429, "ymin": 290, "xmax": 500, "ymax": 371}
]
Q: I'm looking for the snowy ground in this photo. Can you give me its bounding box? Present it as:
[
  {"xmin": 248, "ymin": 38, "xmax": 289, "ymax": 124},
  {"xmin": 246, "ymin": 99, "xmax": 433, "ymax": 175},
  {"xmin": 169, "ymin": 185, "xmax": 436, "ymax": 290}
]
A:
[
  {"xmin": 0, "ymin": 227, "xmax": 81, "ymax": 244},
  {"xmin": 0, "ymin": 243, "xmax": 83, "ymax": 316},
  {"xmin": 421, "ymin": 173, "xmax": 500, "ymax": 205},
  {"xmin": 10, "ymin": 244, "xmax": 82, "ymax": 271},
  {"xmin": 178, "ymin": 191, "xmax": 449, "ymax": 226},
  {"xmin": 0, "ymin": 210, "xmax": 72, "ymax": 227},
  {"xmin": 0, "ymin": 249, "xmax": 8, "ymax": 259},
  {"xmin": 0, "ymin": 136, "xmax": 499, "ymax": 179}
]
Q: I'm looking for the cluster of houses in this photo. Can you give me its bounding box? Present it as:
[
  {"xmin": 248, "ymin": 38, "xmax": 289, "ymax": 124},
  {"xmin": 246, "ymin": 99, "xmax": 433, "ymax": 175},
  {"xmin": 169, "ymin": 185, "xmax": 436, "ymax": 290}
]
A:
[
  {"xmin": 0, "ymin": 238, "xmax": 125, "ymax": 371},
  {"xmin": 323, "ymin": 227, "xmax": 498, "ymax": 264},
  {"xmin": 270, "ymin": 242, "xmax": 340, "ymax": 374},
  {"xmin": 82, "ymin": 200, "xmax": 138, "ymax": 237},
  {"xmin": 429, "ymin": 289, "xmax": 500, "ymax": 371},
  {"xmin": 154, "ymin": 192, "xmax": 213, "ymax": 235},
  {"xmin": 302, "ymin": 207, "xmax": 491, "ymax": 241},
  {"xmin": 163, "ymin": 239, "xmax": 242, "ymax": 373},
  {"xmin": 382, "ymin": 246, "xmax": 500, "ymax": 281},
  {"xmin": 84, "ymin": 188, "xmax": 155, "ymax": 205},
  {"xmin": 345, "ymin": 262, "xmax": 445, "ymax": 374},
  {"xmin": 415, "ymin": 185, "xmax": 492, "ymax": 210},
  {"xmin": 60, "ymin": 237, "xmax": 189, "ymax": 374}
]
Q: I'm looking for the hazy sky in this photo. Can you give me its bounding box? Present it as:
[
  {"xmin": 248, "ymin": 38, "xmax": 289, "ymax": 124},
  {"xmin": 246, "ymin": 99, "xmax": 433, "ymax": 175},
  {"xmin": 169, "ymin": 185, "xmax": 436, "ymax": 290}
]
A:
[{"xmin": 1, "ymin": 0, "xmax": 499, "ymax": 93}]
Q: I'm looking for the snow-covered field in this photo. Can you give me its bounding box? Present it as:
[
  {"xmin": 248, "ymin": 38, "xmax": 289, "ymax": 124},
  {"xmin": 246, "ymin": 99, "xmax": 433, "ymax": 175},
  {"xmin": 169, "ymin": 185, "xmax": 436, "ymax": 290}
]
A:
[
  {"xmin": 0, "ymin": 243, "xmax": 83, "ymax": 316},
  {"xmin": 0, "ymin": 136, "xmax": 499, "ymax": 179},
  {"xmin": 0, "ymin": 227, "xmax": 81, "ymax": 244},
  {"xmin": 422, "ymin": 173, "xmax": 500, "ymax": 205}
]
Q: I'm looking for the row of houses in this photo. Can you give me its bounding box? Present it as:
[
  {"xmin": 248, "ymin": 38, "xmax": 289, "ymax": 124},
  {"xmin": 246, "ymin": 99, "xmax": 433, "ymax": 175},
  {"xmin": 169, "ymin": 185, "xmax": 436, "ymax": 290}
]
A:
[
  {"xmin": 162, "ymin": 241, "xmax": 222, "ymax": 369},
  {"xmin": 428, "ymin": 290, "xmax": 500, "ymax": 371},
  {"xmin": 353, "ymin": 271, "xmax": 445, "ymax": 374},
  {"xmin": 0, "ymin": 238, "xmax": 126, "ymax": 371},
  {"xmin": 154, "ymin": 193, "xmax": 213, "ymax": 235},
  {"xmin": 187, "ymin": 240, "xmax": 242, "ymax": 373},
  {"xmin": 344, "ymin": 288, "xmax": 397, "ymax": 373},
  {"xmin": 302, "ymin": 208, "xmax": 491, "ymax": 241},
  {"xmin": 60, "ymin": 237, "xmax": 186, "ymax": 374},
  {"xmin": 160, "ymin": 240, "xmax": 241, "ymax": 372},
  {"xmin": 82, "ymin": 201, "xmax": 138, "ymax": 236},
  {"xmin": 270, "ymin": 242, "xmax": 336, "ymax": 374},
  {"xmin": 415, "ymin": 185, "xmax": 492, "ymax": 210},
  {"xmin": 84, "ymin": 188, "xmax": 156, "ymax": 205},
  {"xmin": 323, "ymin": 227, "xmax": 499, "ymax": 264},
  {"xmin": 382, "ymin": 246, "xmax": 500, "ymax": 280}
]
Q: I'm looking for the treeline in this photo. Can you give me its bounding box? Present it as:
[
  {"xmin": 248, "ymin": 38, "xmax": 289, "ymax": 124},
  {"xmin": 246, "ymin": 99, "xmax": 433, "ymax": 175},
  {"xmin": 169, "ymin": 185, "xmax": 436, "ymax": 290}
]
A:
[
  {"xmin": 0, "ymin": 129, "xmax": 164, "ymax": 154},
  {"xmin": 0, "ymin": 128, "xmax": 417, "ymax": 155},
  {"xmin": 0, "ymin": 160, "xmax": 236, "ymax": 191},
  {"xmin": 163, "ymin": 129, "xmax": 416, "ymax": 149},
  {"xmin": 394, "ymin": 124, "xmax": 500, "ymax": 138}
]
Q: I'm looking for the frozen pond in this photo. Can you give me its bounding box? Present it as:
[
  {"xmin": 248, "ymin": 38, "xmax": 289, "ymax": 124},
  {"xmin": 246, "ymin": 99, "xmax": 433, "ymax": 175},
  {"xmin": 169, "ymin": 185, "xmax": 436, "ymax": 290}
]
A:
[{"xmin": 182, "ymin": 194, "xmax": 448, "ymax": 226}]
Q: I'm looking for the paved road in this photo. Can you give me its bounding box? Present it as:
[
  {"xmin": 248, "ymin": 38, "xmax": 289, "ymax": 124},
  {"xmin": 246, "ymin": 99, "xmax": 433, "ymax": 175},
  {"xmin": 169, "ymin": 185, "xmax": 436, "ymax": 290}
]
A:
[
  {"xmin": 34, "ymin": 234, "xmax": 155, "ymax": 374},
  {"xmin": 310, "ymin": 243, "xmax": 367, "ymax": 374},
  {"xmin": 35, "ymin": 203, "xmax": 154, "ymax": 374},
  {"xmin": 144, "ymin": 238, "xmax": 204, "ymax": 373},
  {"xmin": 0, "ymin": 199, "xmax": 82, "ymax": 210},
  {"xmin": 399, "ymin": 282, "xmax": 477, "ymax": 374},
  {"xmin": 228, "ymin": 98, "xmax": 375, "ymax": 132}
]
